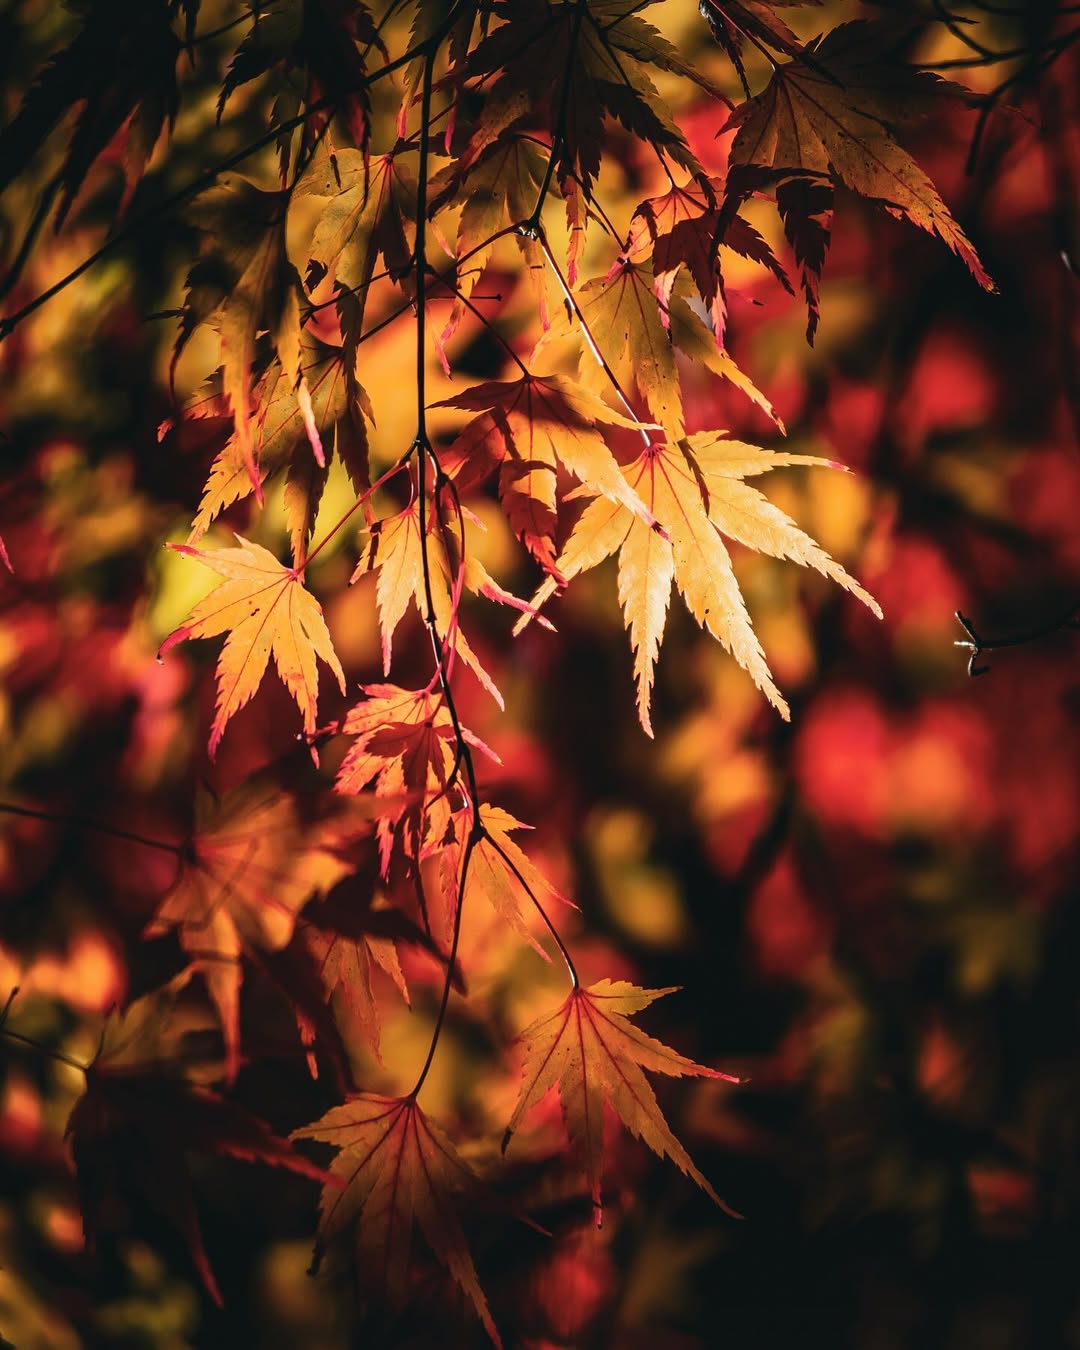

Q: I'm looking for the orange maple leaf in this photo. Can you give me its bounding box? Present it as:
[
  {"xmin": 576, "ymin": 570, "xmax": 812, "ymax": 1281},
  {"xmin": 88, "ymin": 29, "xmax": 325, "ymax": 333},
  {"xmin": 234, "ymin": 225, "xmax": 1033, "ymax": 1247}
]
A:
[
  {"xmin": 145, "ymin": 782, "xmax": 356, "ymax": 1081},
  {"xmin": 444, "ymin": 803, "xmax": 568, "ymax": 959},
  {"xmin": 504, "ymin": 980, "xmax": 740, "ymax": 1227},
  {"xmin": 160, "ymin": 534, "xmax": 345, "ymax": 757},
  {"xmin": 307, "ymin": 922, "xmax": 409, "ymax": 1063},
  {"xmin": 357, "ymin": 495, "xmax": 545, "ymax": 705},
  {"xmin": 623, "ymin": 175, "xmax": 791, "ymax": 346},
  {"xmin": 293, "ymin": 1094, "xmax": 500, "ymax": 1346},
  {"xmin": 186, "ymin": 337, "xmax": 372, "ymax": 565},
  {"xmin": 335, "ymin": 683, "xmax": 499, "ymax": 875}
]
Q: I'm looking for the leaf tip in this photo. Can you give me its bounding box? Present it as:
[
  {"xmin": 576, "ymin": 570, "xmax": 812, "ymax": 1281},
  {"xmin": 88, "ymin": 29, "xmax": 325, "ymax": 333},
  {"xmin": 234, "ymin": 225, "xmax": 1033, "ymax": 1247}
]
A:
[{"xmin": 157, "ymin": 626, "xmax": 190, "ymax": 662}]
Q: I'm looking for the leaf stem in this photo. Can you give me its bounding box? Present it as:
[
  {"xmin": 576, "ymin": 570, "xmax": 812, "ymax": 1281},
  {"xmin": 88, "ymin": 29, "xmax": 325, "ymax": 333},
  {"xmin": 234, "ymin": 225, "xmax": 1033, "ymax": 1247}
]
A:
[
  {"xmin": 532, "ymin": 227, "xmax": 652, "ymax": 446},
  {"xmin": 304, "ymin": 452, "xmax": 413, "ymax": 569},
  {"xmin": 484, "ymin": 832, "xmax": 579, "ymax": 989},
  {"xmin": 527, "ymin": 0, "xmax": 589, "ymax": 228},
  {"xmin": 432, "ymin": 265, "xmax": 528, "ymax": 375},
  {"xmin": 409, "ymin": 824, "xmax": 479, "ymax": 1099}
]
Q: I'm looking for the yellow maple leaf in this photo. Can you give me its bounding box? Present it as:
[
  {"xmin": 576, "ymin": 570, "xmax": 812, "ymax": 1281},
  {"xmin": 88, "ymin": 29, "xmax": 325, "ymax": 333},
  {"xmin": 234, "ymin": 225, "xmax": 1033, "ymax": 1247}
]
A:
[
  {"xmin": 516, "ymin": 434, "xmax": 881, "ymax": 734},
  {"xmin": 504, "ymin": 979, "xmax": 740, "ymax": 1227},
  {"xmin": 160, "ymin": 534, "xmax": 345, "ymax": 757},
  {"xmin": 458, "ymin": 803, "xmax": 567, "ymax": 959},
  {"xmin": 358, "ymin": 495, "xmax": 548, "ymax": 706},
  {"xmin": 565, "ymin": 260, "xmax": 685, "ymax": 436},
  {"xmin": 187, "ymin": 338, "xmax": 371, "ymax": 566}
]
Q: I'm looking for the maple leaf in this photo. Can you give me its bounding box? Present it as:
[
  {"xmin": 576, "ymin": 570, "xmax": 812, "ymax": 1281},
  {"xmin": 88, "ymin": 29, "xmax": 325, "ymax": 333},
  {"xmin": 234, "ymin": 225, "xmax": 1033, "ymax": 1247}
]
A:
[
  {"xmin": 517, "ymin": 434, "xmax": 880, "ymax": 734},
  {"xmin": 186, "ymin": 337, "xmax": 372, "ymax": 565},
  {"xmin": 435, "ymin": 373, "xmax": 658, "ymax": 575},
  {"xmin": 775, "ymin": 174, "xmax": 834, "ymax": 344},
  {"xmin": 441, "ymin": 803, "xmax": 567, "ymax": 959},
  {"xmin": 293, "ymin": 1094, "xmax": 500, "ymax": 1345},
  {"xmin": 700, "ymin": 0, "xmax": 818, "ymax": 96},
  {"xmin": 338, "ymin": 684, "xmax": 463, "ymax": 873},
  {"xmin": 297, "ymin": 147, "xmax": 416, "ymax": 326},
  {"xmin": 503, "ymin": 980, "xmax": 740, "ymax": 1227},
  {"xmin": 356, "ymin": 489, "xmax": 545, "ymax": 705},
  {"xmin": 726, "ymin": 22, "xmax": 995, "ymax": 296},
  {"xmin": 176, "ymin": 177, "xmax": 321, "ymax": 499},
  {"xmin": 145, "ymin": 780, "xmax": 357, "ymax": 1081},
  {"xmin": 667, "ymin": 290, "xmax": 785, "ymax": 430},
  {"xmin": 0, "ymin": 0, "xmax": 180, "ymax": 226},
  {"xmin": 220, "ymin": 0, "xmax": 384, "ymax": 172},
  {"xmin": 306, "ymin": 913, "xmax": 410, "ymax": 1063},
  {"xmin": 264, "ymin": 871, "xmax": 426, "ymax": 1081},
  {"xmin": 464, "ymin": 0, "xmax": 702, "ymax": 199},
  {"xmin": 623, "ymin": 174, "xmax": 791, "ymax": 346},
  {"xmin": 542, "ymin": 260, "xmax": 685, "ymax": 437},
  {"xmin": 335, "ymin": 685, "xmax": 507, "ymax": 940},
  {"xmin": 429, "ymin": 115, "xmax": 549, "ymax": 342},
  {"xmin": 67, "ymin": 983, "xmax": 334, "ymax": 1307},
  {"xmin": 159, "ymin": 534, "xmax": 345, "ymax": 757}
]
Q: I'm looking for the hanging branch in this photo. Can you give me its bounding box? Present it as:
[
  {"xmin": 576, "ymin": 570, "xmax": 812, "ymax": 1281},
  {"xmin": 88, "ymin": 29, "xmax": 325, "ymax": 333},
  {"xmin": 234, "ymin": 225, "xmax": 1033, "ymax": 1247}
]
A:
[{"xmin": 954, "ymin": 603, "xmax": 1080, "ymax": 676}]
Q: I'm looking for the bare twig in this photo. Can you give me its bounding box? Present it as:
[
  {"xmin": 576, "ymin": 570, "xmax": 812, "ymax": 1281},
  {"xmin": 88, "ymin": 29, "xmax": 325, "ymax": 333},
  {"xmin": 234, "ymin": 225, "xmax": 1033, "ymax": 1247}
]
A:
[{"xmin": 954, "ymin": 604, "xmax": 1080, "ymax": 676}]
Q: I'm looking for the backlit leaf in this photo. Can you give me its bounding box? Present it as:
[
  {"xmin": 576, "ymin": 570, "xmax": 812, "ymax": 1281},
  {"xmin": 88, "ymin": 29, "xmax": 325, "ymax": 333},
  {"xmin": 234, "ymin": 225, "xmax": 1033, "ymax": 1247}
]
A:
[
  {"xmin": 145, "ymin": 781, "xmax": 355, "ymax": 1080},
  {"xmin": 159, "ymin": 534, "xmax": 345, "ymax": 756},
  {"xmin": 504, "ymin": 980, "xmax": 740, "ymax": 1226},
  {"xmin": 518, "ymin": 435, "xmax": 880, "ymax": 733},
  {"xmin": 435, "ymin": 373, "xmax": 658, "ymax": 574},
  {"xmin": 726, "ymin": 22, "xmax": 995, "ymax": 294},
  {"xmin": 294, "ymin": 1094, "xmax": 500, "ymax": 1345}
]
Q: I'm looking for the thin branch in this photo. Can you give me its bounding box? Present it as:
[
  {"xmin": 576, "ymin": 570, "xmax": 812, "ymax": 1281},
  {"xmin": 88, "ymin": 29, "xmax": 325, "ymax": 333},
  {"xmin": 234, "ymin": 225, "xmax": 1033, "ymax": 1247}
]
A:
[
  {"xmin": 531, "ymin": 226, "xmax": 653, "ymax": 447},
  {"xmin": 483, "ymin": 831, "xmax": 579, "ymax": 989},
  {"xmin": 410, "ymin": 824, "xmax": 479, "ymax": 1098},
  {"xmin": 966, "ymin": 27, "xmax": 1080, "ymax": 170},
  {"xmin": 954, "ymin": 604, "xmax": 1080, "ymax": 676},
  {"xmin": 305, "ymin": 448, "xmax": 414, "ymax": 568},
  {"xmin": 1, "ymin": 992, "xmax": 89, "ymax": 1073},
  {"xmin": 431, "ymin": 264, "xmax": 529, "ymax": 375},
  {"xmin": 0, "ymin": 800, "xmax": 182, "ymax": 856},
  {"xmin": 0, "ymin": 172, "xmax": 62, "ymax": 303},
  {"xmin": 408, "ymin": 48, "xmax": 486, "ymax": 1094},
  {"xmin": 527, "ymin": 0, "xmax": 588, "ymax": 227},
  {"xmin": 1, "ymin": 1025, "xmax": 90, "ymax": 1073},
  {"xmin": 931, "ymin": 0, "xmax": 1000, "ymax": 58},
  {"xmin": 922, "ymin": 46, "xmax": 1039, "ymax": 68},
  {"xmin": 188, "ymin": 9, "xmax": 259, "ymax": 47}
]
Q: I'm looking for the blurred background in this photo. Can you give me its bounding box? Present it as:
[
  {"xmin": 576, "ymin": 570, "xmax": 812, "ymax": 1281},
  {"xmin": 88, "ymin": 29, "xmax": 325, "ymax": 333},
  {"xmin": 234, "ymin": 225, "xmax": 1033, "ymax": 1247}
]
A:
[{"xmin": 1, "ymin": 0, "xmax": 1078, "ymax": 1346}]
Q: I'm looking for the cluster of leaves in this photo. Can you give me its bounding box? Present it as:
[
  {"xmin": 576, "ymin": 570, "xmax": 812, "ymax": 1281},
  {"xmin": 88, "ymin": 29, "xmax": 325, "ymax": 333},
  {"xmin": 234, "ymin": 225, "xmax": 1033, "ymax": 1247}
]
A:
[{"xmin": 2, "ymin": 0, "xmax": 1077, "ymax": 1345}]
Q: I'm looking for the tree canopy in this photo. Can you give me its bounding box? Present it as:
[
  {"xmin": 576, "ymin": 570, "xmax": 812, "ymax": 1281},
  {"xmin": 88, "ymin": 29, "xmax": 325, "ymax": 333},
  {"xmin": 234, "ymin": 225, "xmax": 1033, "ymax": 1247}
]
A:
[{"xmin": 0, "ymin": 1, "xmax": 1078, "ymax": 1346}]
